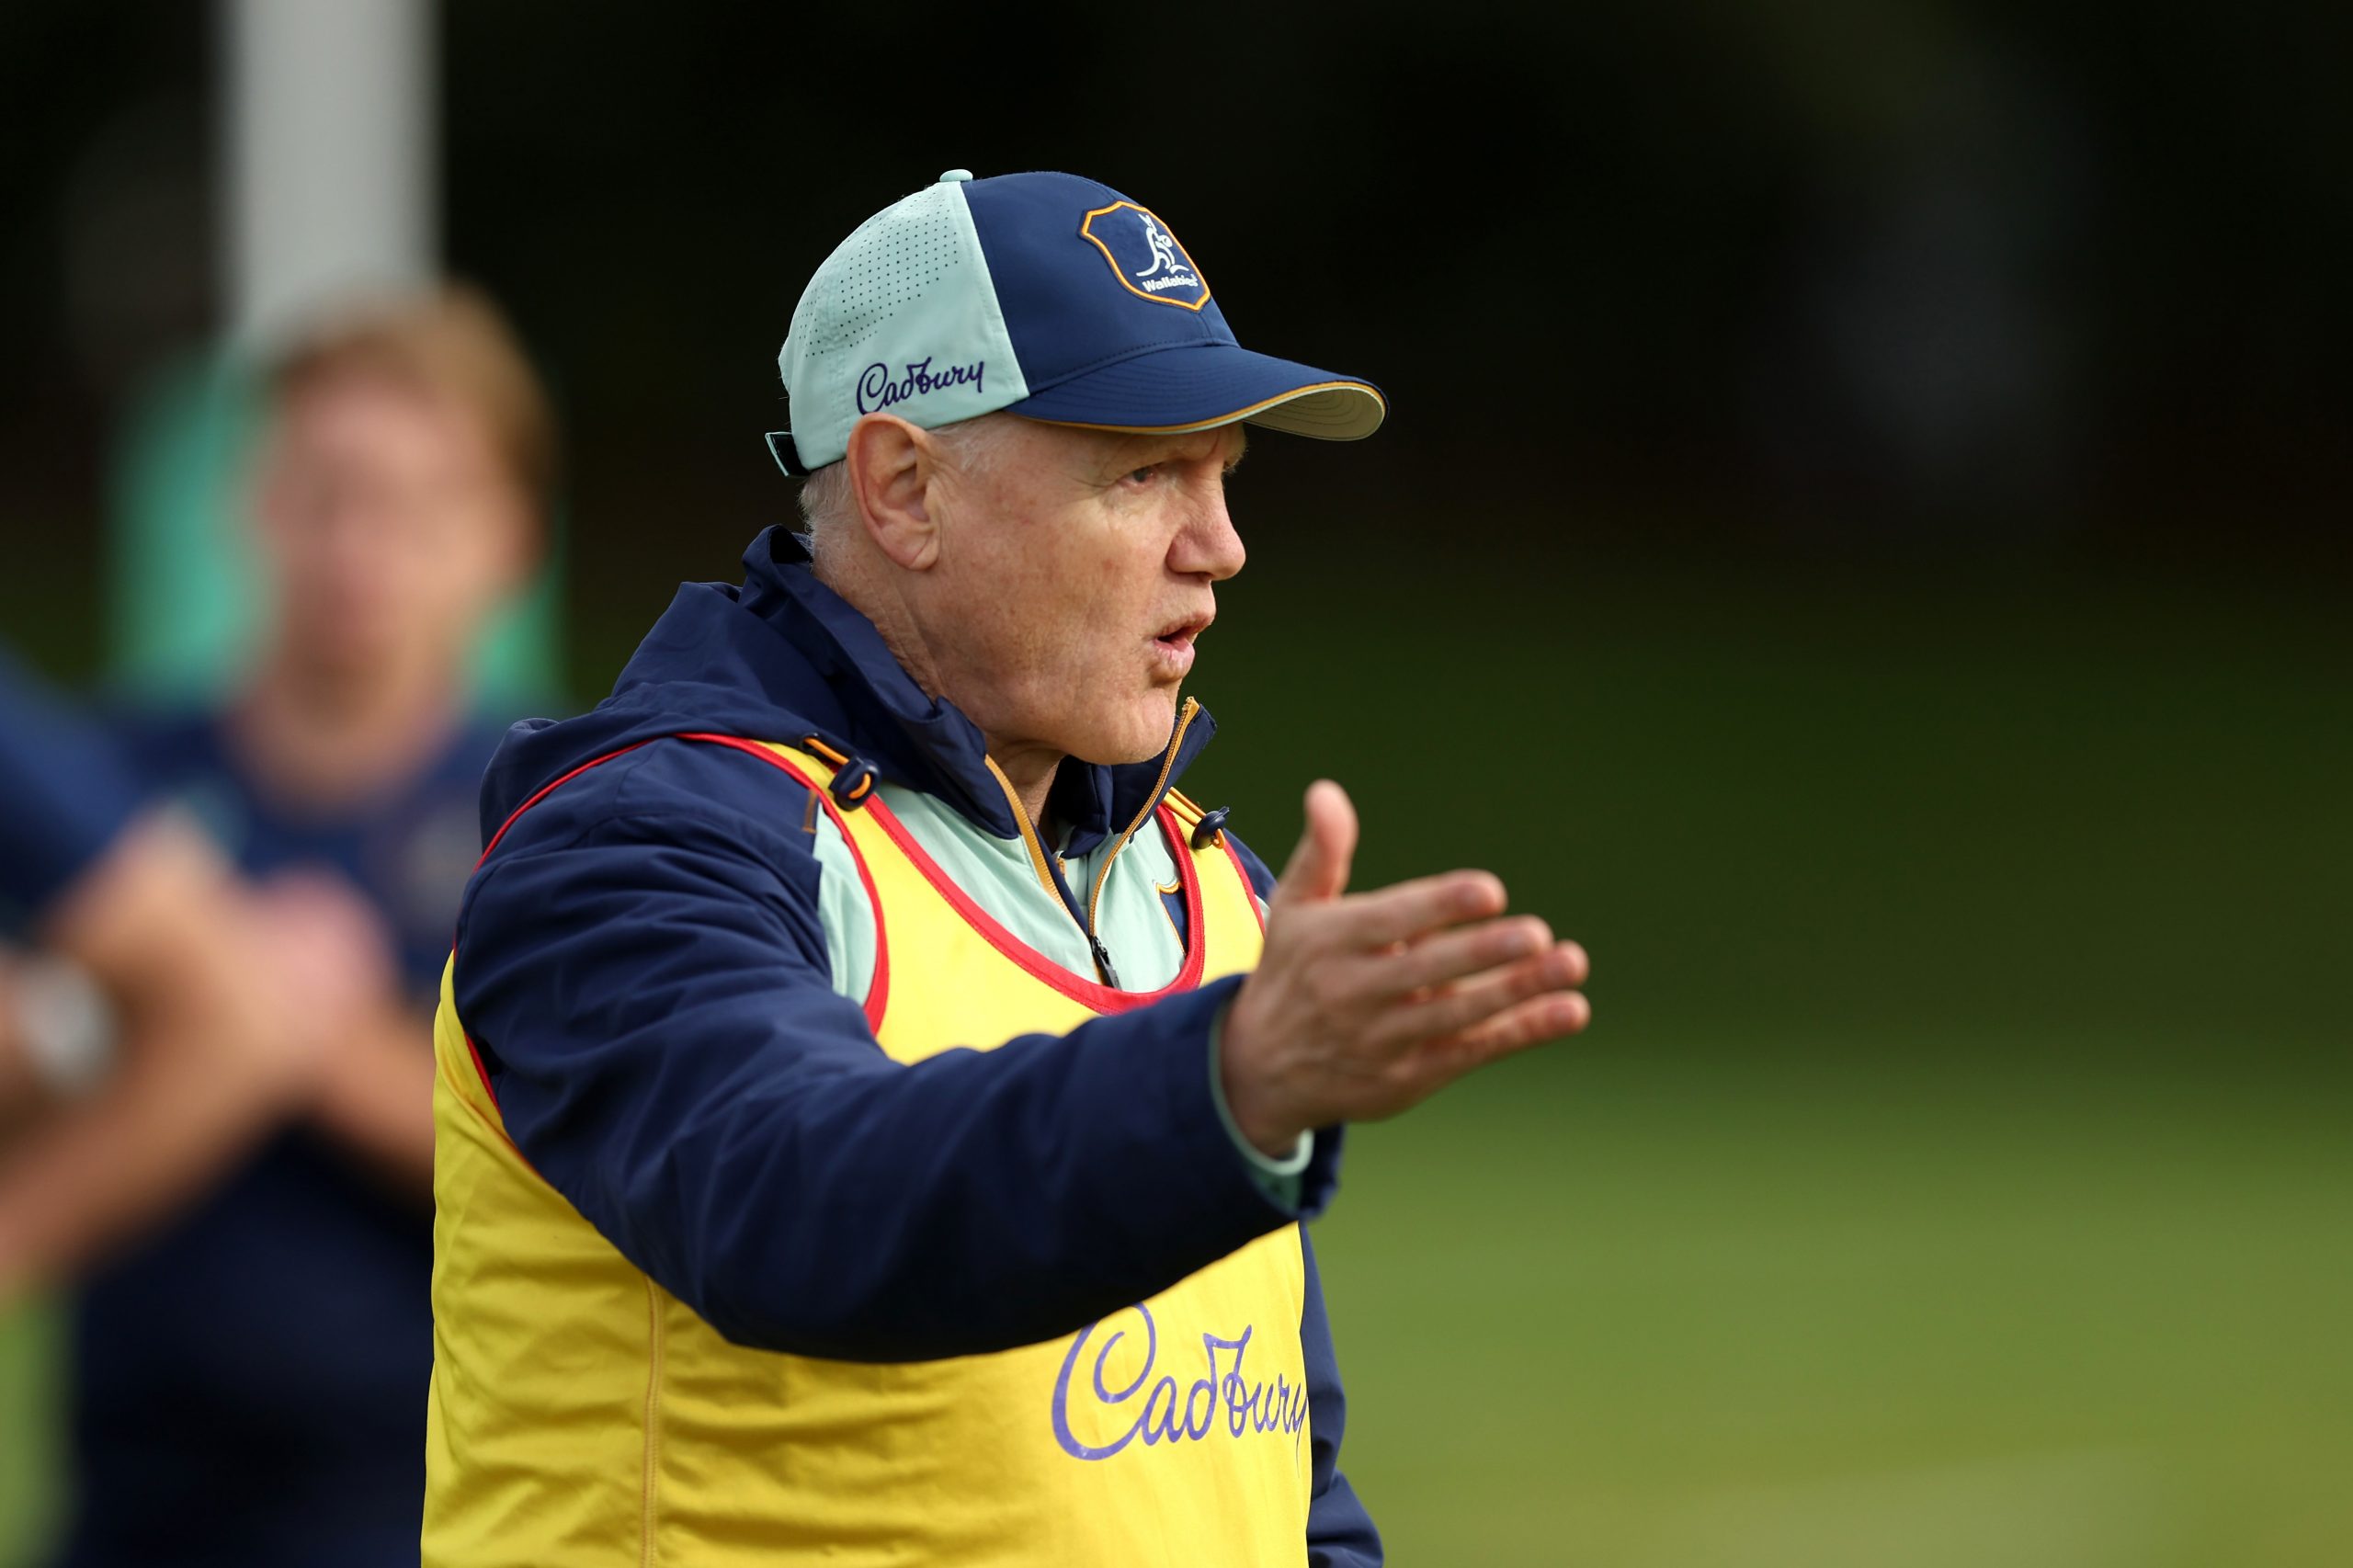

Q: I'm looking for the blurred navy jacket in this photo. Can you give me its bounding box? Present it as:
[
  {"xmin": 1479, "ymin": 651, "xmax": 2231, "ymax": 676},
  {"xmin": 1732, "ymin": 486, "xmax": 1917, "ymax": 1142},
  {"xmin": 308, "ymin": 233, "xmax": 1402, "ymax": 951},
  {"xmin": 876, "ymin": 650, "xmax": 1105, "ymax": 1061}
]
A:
[
  {"xmin": 61, "ymin": 710, "xmax": 504, "ymax": 1568},
  {"xmin": 0, "ymin": 648, "xmax": 139, "ymax": 934}
]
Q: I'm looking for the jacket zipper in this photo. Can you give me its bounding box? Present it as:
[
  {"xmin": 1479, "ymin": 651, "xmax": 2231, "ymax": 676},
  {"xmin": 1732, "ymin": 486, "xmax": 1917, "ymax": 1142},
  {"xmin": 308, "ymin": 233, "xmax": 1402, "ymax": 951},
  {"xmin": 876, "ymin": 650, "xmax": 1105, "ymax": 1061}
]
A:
[
  {"xmin": 981, "ymin": 755, "xmax": 1125, "ymax": 988},
  {"xmin": 981, "ymin": 695, "xmax": 1198, "ymax": 992},
  {"xmin": 1087, "ymin": 696, "xmax": 1198, "ymax": 938}
]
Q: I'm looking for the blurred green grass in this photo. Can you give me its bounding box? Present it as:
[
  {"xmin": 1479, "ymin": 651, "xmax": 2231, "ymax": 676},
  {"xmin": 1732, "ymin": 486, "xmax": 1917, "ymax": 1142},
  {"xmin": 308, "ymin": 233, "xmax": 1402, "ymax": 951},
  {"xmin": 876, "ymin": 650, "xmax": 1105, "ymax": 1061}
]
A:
[
  {"xmin": 5, "ymin": 555, "xmax": 2344, "ymax": 1563},
  {"xmin": 0, "ymin": 1309, "xmax": 58, "ymax": 1562},
  {"xmin": 1313, "ymin": 1046, "xmax": 2352, "ymax": 1566}
]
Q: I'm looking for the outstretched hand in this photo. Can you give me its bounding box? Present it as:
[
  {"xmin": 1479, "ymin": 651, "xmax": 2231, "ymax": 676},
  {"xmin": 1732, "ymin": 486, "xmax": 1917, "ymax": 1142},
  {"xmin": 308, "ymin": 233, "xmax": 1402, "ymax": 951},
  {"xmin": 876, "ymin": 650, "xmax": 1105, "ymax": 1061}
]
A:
[{"xmin": 1218, "ymin": 781, "xmax": 1590, "ymax": 1156}]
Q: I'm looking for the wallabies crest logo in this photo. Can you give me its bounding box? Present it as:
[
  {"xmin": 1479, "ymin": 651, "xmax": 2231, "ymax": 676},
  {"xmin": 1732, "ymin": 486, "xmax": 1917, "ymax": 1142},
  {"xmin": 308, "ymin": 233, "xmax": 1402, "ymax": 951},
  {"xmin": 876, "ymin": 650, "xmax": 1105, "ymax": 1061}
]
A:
[{"xmin": 1078, "ymin": 201, "xmax": 1212, "ymax": 311}]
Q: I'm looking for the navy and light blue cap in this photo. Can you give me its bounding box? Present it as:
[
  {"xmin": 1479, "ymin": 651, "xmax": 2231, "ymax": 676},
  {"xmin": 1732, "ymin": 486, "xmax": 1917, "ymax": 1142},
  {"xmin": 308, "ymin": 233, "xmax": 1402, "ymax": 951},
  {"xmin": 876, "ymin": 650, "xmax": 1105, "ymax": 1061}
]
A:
[{"xmin": 767, "ymin": 169, "xmax": 1386, "ymax": 474}]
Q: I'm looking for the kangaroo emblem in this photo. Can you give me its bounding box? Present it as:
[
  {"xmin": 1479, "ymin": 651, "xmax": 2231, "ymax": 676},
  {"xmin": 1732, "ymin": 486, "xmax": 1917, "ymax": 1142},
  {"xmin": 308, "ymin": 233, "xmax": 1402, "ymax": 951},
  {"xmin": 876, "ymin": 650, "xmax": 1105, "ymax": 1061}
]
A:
[
  {"xmin": 1079, "ymin": 200, "xmax": 1211, "ymax": 309},
  {"xmin": 1134, "ymin": 213, "xmax": 1188, "ymax": 280}
]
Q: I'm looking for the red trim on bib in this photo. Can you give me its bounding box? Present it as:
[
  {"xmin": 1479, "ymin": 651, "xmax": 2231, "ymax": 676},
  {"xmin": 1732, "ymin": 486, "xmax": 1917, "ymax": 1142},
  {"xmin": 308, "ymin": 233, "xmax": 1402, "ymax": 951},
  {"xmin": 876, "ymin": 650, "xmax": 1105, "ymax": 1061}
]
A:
[
  {"xmin": 858, "ymin": 790, "xmax": 1207, "ymax": 1015},
  {"xmin": 465, "ymin": 733, "xmax": 1246, "ymax": 1032},
  {"xmin": 455, "ymin": 1027, "xmax": 551, "ymax": 1177},
  {"xmin": 673, "ymin": 735, "xmax": 892, "ymax": 1031},
  {"xmin": 462, "ymin": 743, "xmax": 656, "ymax": 1118},
  {"xmin": 461, "ymin": 1028, "xmax": 502, "ymax": 1112},
  {"xmin": 478, "ymin": 742, "xmax": 652, "ymax": 866},
  {"xmin": 466, "ymin": 733, "xmax": 893, "ymax": 1060}
]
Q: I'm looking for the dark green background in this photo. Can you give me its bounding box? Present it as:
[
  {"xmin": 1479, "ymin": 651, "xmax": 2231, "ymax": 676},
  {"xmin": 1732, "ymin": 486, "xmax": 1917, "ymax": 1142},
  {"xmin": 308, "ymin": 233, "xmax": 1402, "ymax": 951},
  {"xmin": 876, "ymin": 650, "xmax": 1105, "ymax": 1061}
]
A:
[{"xmin": 3, "ymin": 0, "xmax": 2347, "ymax": 1561}]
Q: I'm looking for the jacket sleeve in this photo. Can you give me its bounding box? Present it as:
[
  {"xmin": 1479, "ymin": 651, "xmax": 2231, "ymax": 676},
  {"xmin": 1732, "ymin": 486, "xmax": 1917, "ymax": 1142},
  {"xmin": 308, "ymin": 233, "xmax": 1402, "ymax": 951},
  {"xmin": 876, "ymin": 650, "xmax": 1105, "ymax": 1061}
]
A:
[
  {"xmin": 1233, "ymin": 821, "xmax": 1382, "ymax": 1560},
  {"xmin": 1223, "ymin": 827, "xmax": 1279, "ymax": 909},
  {"xmin": 1301, "ymin": 1228, "xmax": 1383, "ymax": 1565},
  {"xmin": 452, "ymin": 745, "xmax": 1341, "ymax": 1361}
]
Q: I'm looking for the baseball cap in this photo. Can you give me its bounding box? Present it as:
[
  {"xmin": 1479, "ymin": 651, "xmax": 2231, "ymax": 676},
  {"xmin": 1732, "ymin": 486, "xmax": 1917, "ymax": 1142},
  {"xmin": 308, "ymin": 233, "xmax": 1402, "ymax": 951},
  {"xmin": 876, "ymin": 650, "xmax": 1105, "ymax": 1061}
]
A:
[{"xmin": 767, "ymin": 169, "xmax": 1386, "ymax": 474}]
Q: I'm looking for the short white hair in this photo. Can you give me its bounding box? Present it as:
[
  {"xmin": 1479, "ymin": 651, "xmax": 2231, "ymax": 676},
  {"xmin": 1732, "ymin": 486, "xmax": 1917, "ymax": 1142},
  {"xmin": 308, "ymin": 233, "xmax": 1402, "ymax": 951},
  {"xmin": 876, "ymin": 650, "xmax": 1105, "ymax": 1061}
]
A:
[{"xmin": 797, "ymin": 414, "xmax": 1018, "ymax": 553}]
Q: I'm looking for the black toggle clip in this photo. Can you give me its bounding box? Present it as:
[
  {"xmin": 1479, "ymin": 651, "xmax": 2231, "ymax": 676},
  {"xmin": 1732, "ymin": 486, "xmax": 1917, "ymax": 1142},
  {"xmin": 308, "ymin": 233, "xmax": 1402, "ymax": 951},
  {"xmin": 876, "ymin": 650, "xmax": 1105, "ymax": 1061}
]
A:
[{"xmin": 828, "ymin": 757, "xmax": 878, "ymax": 811}]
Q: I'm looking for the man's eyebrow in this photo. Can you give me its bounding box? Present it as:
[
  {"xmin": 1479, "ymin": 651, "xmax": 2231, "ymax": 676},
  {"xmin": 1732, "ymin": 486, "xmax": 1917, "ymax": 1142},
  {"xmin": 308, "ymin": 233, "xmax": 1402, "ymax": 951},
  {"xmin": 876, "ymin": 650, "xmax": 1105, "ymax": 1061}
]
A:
[{"xmin": 1222, "ymin": 433, "xmax": 1248, "ymax": 473}]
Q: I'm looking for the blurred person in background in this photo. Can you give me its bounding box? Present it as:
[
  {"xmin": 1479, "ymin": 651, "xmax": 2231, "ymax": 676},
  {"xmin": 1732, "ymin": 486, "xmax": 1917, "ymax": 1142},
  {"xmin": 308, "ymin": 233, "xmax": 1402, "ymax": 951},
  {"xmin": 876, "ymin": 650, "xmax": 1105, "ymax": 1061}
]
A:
[
  {"xmin": 0, "ymin": 650, "xmax": 344, "ymax": 1300},
  {"xmin": 54, "ymin": 287, "xmax": 552, "ymax": 1568}
]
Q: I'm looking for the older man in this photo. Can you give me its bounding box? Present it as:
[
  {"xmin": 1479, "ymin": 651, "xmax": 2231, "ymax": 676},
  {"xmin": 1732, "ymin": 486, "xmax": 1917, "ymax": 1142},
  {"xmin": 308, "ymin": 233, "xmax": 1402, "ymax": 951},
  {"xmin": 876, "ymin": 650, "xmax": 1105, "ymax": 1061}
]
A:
[{"xmin": 426, "ymin": 170, "xmax": 1591, "ymax": 1567}]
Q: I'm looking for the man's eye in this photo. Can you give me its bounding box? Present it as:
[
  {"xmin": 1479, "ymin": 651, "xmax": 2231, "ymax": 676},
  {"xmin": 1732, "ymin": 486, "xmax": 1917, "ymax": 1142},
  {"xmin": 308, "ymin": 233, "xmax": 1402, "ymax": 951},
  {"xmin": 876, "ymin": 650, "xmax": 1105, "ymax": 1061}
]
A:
[{"xmin": 1124, "ymin": 466, "xmax": 1159, "ymax": 485}]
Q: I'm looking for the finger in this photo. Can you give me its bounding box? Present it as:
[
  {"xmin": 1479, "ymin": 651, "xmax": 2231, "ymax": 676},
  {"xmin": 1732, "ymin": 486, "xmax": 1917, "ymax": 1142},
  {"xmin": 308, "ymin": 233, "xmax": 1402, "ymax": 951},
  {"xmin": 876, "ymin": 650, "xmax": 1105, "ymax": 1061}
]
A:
[
  {"xmin": 1371, "ymin": 941, "xmax": 1586, "ymax": 1048},
  {"xmin": 1326, "ymin": 869, "xmax": 1507, "ymax": 949},
  {"xmin": 1419, "ymin": 989, "xmax": 1592, "ymax": 1076},
  {"xmin": 1272, "ymin": 780, "xmax": 1357, "ymax": 908},
  {"xmin": 1355, "ymin": 915, "xmax": 1555, "ymax": 1000}
]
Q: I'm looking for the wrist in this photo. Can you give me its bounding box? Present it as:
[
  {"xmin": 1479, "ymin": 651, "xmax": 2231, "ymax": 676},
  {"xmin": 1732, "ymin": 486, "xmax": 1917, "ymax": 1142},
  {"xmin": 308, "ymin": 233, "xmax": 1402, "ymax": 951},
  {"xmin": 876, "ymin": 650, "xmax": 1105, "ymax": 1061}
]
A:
[
  {"xmin": 1208, "ymin": 1008, "xmax": 1313, "ymax": 1220},
  {"xmin": 1226, "ymin": 1091, "xmax": 1306, "ymax": 1162},
  {"xmin": 1214, "ymin": 1009, "xmax": 1307, "ymax": 1160}
]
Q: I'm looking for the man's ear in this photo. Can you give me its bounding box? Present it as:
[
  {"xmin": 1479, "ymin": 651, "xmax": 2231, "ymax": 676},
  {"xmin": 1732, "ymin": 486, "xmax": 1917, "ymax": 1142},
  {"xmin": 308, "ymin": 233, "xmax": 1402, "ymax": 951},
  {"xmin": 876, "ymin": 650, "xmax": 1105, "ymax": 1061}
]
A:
[{"xmin": 844, "ymin": 414, "xmax": 941, "ymax": 571}]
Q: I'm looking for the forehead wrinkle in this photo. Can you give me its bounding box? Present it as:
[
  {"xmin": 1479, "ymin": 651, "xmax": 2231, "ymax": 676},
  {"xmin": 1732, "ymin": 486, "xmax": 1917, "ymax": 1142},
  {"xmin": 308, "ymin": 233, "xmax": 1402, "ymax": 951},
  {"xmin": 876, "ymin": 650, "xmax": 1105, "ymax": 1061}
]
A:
[
  {"xmin": 1024, "ymin": 420, "xmax": 1249, "ymax": 483},
  {"xmin": 1119, "ymin": 425, "xmax": 1248, "ymax": 468}
]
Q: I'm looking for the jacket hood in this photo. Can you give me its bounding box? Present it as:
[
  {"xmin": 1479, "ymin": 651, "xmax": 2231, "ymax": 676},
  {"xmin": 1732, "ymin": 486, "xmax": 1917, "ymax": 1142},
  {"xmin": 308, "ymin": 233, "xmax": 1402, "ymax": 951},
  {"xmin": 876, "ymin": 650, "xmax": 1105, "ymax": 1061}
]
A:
[{"xmin": 478, "ymin": 527, "xmax": 1217, "ymax": 855}]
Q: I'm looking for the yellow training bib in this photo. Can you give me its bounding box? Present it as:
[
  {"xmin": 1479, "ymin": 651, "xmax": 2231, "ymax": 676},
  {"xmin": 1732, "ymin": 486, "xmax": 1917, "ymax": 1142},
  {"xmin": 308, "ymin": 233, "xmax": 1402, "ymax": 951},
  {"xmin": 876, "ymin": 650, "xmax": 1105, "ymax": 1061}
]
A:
[{"xmin": 423, "ymin": 738, "xmax": 1308, "ymax": 1566}]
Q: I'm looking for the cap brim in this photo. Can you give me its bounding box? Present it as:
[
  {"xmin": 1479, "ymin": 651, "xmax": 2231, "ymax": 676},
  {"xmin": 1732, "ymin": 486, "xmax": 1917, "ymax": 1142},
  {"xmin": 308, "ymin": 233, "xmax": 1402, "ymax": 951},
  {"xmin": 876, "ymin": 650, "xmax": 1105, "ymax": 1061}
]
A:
[{"xmin": 1005, "ymin": 344, "xmax": 1385, "ymax": 442}]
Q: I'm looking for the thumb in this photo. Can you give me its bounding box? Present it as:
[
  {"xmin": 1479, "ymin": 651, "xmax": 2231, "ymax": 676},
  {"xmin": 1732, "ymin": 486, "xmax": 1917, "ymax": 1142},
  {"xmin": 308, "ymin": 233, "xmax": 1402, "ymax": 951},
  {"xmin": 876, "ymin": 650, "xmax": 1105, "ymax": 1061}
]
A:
[{"xmin": 1273, "ymin": 780, "xmax": 1357, "ymax": 908}]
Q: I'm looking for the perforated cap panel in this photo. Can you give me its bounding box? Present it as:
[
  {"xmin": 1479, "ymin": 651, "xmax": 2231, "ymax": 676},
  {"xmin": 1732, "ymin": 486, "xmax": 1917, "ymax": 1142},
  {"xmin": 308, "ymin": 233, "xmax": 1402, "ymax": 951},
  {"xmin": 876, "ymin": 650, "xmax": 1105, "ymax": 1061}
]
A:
[
  {"xmin": 793, "ymin": 185, "xmax": 961, "ymax": 362},
  {"xmin": 776, "ymin": 179, "xmax": 1029, "ymax": 471}
]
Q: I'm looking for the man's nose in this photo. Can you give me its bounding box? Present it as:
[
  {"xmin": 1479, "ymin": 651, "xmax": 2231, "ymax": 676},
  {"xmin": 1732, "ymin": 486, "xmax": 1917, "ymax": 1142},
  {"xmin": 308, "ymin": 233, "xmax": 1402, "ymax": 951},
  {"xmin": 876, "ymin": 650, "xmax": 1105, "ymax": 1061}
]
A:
[{"xmin": 1172, "ymin": 482, "xmax": 1246, "ymax": 581}]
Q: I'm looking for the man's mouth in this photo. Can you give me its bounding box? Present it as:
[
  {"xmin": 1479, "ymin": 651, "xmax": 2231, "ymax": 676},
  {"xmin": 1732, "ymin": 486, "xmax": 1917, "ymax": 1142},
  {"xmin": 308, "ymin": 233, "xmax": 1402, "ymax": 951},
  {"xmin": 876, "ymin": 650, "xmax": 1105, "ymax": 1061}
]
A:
[
  {"xmin": 1152, "ymin": 615, "xmax": 1211, "ymax": 653},
  {"xmin": 1150, "ymin": 614, "xmax": 1211, "ymax": 677}
]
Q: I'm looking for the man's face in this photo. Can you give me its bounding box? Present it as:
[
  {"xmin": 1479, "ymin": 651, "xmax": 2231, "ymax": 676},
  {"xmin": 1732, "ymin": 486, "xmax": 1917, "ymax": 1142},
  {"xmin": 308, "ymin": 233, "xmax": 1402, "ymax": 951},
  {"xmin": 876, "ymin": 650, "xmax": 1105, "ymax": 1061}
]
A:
[
  {"xmin": 253, "ymin": 371, "xmax": 530, "ymax": 687},
  {"xmin": 917, "ymin": 419, "xmax": 1247, "ymax": 767}
]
